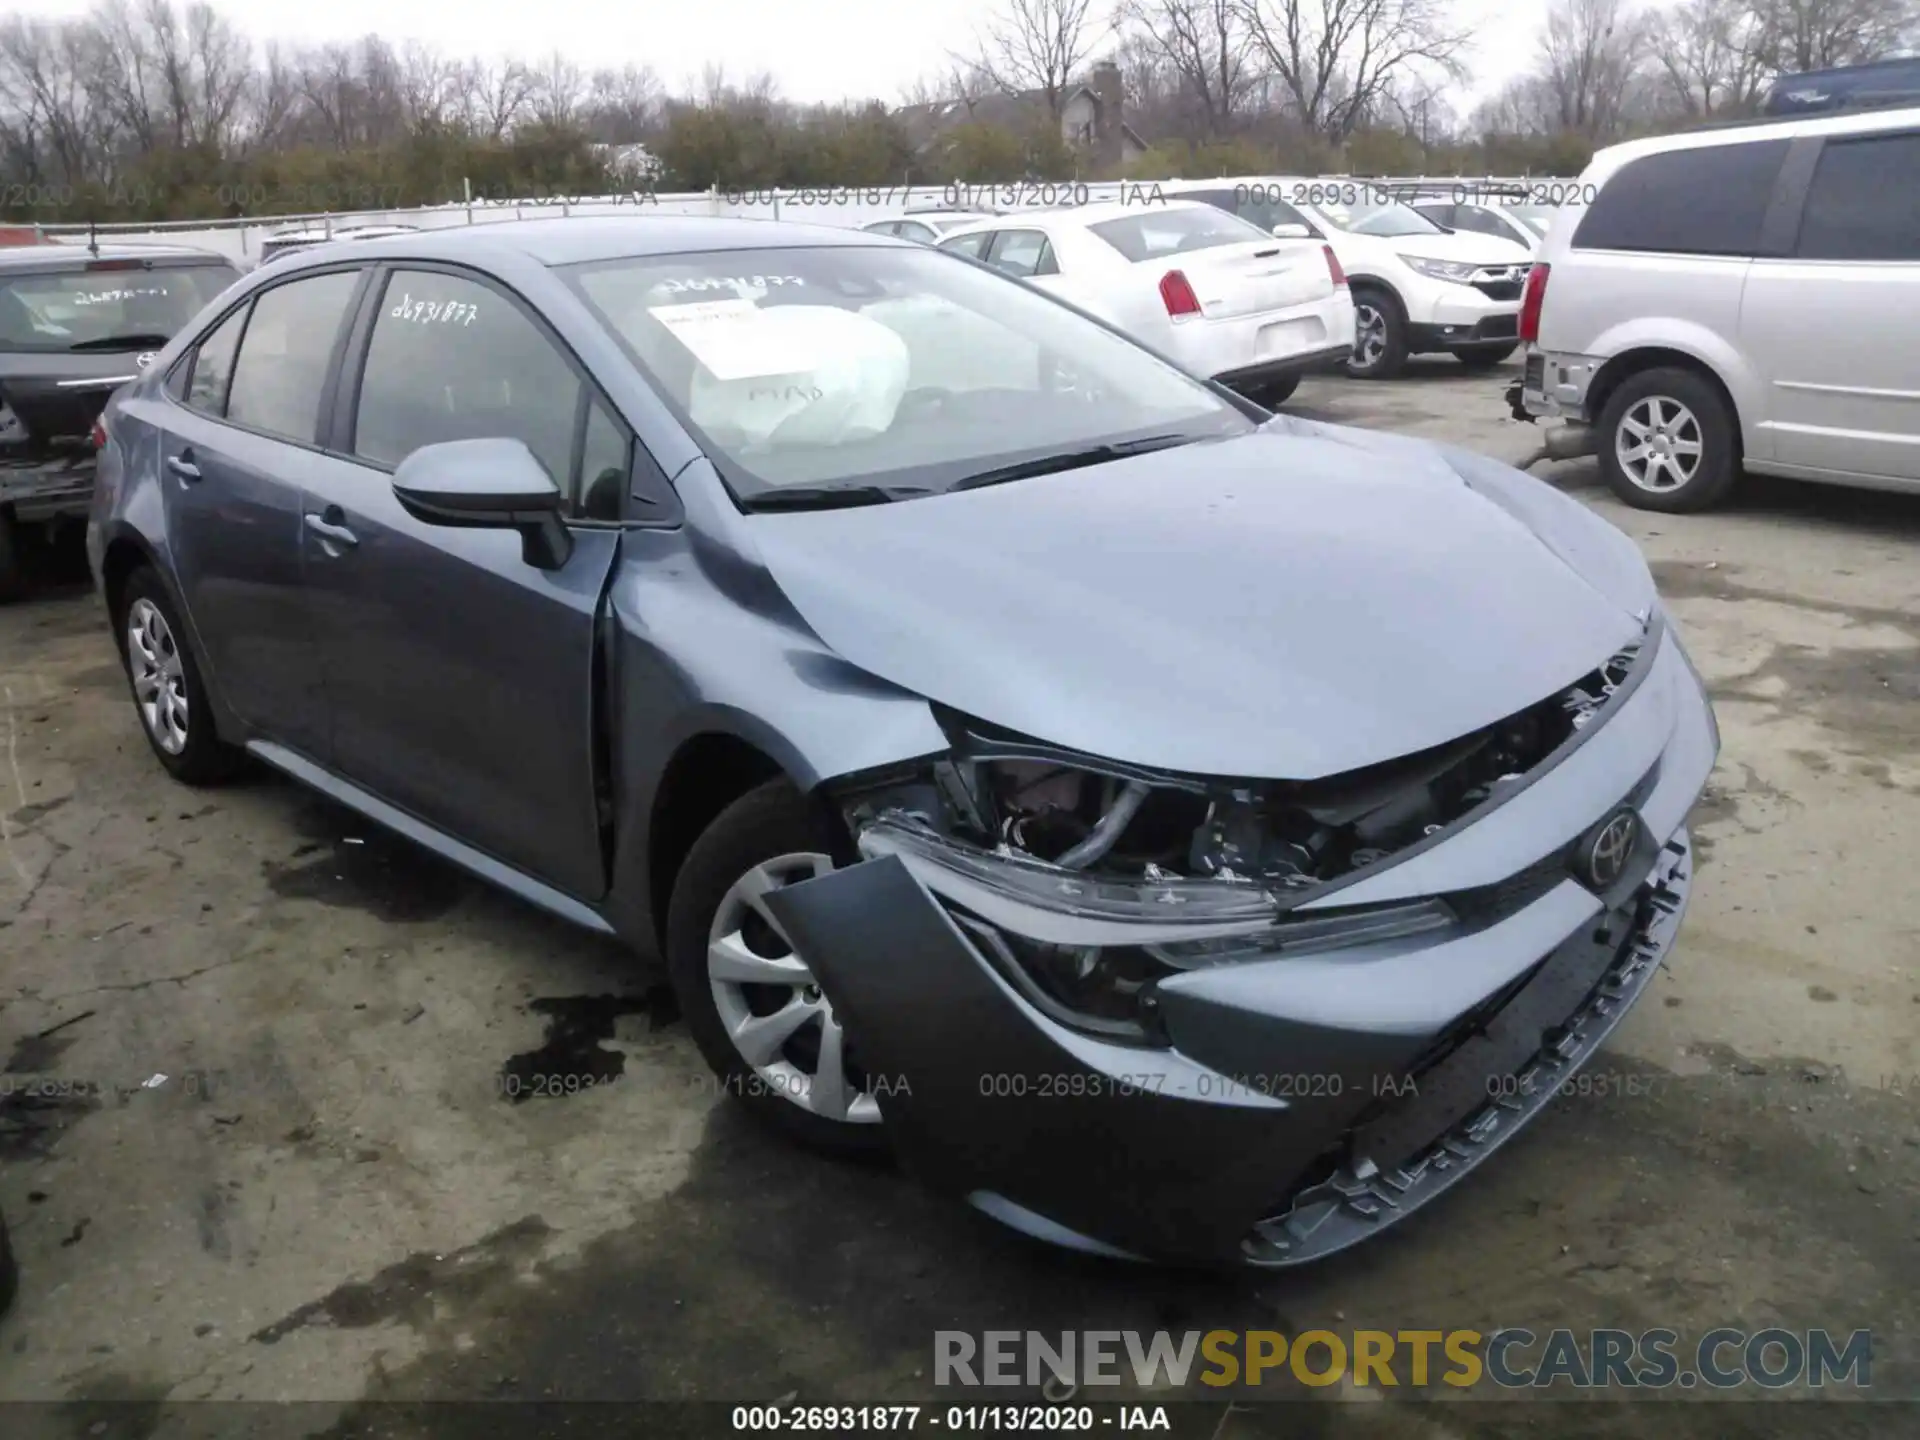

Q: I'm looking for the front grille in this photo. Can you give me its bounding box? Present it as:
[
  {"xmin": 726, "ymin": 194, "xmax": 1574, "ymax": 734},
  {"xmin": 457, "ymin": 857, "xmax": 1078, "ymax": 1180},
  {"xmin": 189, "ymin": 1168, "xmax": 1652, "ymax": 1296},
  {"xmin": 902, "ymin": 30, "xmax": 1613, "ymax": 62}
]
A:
[
  {"xmin": 1473, "ymin": 280, "xmax": 1522, "ymax": 302},
  {"xmin": 1474, "ymin": 314, "xmax": 1519, "ymax": 339}
]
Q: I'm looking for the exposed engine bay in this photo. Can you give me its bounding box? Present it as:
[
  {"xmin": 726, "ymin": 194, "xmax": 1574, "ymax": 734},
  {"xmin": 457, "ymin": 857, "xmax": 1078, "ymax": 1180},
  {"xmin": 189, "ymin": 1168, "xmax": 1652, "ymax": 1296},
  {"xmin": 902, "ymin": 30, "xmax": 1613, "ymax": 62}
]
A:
[{"xmin": 852, "ymin": 633, "xmax": 1647, "ymax": 900}]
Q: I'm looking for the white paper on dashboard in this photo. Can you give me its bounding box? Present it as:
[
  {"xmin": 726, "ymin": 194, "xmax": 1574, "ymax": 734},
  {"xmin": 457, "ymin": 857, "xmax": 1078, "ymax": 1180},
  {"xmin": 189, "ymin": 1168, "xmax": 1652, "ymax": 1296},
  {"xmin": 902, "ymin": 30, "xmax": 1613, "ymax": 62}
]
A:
[{"xmin": 649, "ymin": 298, "xmax": 831, "ymax": 381}]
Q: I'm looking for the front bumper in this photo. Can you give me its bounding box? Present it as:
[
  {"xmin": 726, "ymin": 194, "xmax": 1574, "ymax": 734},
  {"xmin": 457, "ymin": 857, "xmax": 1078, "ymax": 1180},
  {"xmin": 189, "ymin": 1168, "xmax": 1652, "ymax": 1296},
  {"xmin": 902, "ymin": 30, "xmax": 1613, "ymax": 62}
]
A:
[
  {"xmin": 1, "ymin": 454, "xmax": 95, "ymax": 523},
  {"xmin": 1408, "ymin": 314, "xmax": 1519, "ymax": 352},
  {"xmin": 766, "ymin": 625, "xmax": 1718, "ymax": 1267}
]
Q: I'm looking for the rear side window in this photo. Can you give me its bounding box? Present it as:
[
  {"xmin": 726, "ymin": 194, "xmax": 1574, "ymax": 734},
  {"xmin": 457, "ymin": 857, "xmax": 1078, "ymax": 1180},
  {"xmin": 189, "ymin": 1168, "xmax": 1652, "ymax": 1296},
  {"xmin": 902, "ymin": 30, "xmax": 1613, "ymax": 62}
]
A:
[
  {"xmin": 1795, "ymin": 131, "xmax": 1920, "ymax": 261},
  {"xmin": 1088, "ymin": 206, "xmax": 1270, "ymax": 261},
  {"xmin": 225, "ymin": 270, "xmax": 360, "ymax": 442},
  {"xmin": 1573, "ymin": 139, "xmax": 1790, "ymax": 256},
  {"xmin": 184, "ymin": 306, "xmax": 247, "ymax": 415}
]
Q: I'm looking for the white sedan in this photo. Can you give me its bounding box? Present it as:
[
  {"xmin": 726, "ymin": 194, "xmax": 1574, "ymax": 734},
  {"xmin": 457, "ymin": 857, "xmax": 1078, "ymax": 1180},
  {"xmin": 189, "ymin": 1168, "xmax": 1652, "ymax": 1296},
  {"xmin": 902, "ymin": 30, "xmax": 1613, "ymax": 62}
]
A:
[{"xmin": 933, "ymin": 200, "xmax": 1355, "ymax": 407}]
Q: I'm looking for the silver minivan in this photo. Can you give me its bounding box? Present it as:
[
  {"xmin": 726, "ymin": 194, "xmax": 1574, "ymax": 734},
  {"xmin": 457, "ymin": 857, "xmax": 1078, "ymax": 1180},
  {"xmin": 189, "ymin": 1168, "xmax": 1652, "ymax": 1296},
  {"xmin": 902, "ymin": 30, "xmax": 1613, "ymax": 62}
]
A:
[{"xmin": 1513, "ymin": 103, "xmax": 1920, "ymax": 511}]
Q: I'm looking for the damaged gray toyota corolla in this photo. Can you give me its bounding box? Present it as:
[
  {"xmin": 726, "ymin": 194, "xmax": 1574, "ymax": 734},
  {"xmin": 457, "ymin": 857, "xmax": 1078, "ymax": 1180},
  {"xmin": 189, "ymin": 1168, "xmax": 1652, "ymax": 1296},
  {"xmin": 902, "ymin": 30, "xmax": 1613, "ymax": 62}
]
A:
[{"xmin": 88, "ymin": 219, "xmax": 1716, "ymax": 1270}]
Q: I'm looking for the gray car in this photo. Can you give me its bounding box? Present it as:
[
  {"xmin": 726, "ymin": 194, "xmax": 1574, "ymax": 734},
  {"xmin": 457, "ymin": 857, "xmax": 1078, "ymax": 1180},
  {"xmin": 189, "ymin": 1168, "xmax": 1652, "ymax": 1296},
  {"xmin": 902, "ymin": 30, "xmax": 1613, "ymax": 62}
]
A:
[{"xmin": 86, "ymin": 216, "xmax": 1717, "ymax": 1268}]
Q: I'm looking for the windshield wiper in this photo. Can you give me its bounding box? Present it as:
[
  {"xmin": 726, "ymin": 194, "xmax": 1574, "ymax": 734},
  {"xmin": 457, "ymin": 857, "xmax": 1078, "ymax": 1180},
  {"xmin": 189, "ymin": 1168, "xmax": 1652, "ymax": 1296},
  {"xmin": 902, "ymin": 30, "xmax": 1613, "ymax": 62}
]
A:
[
  {"xmin": 945, "ymin": 432, "xmax": 1200, "ymax": 493},
  {"xmin": 739, "ymin": 483, "xmax": 932, "ymax": 513},
  {"xmin": 68, "ymin": 332, "xmax": 173, "ymax": 352}
]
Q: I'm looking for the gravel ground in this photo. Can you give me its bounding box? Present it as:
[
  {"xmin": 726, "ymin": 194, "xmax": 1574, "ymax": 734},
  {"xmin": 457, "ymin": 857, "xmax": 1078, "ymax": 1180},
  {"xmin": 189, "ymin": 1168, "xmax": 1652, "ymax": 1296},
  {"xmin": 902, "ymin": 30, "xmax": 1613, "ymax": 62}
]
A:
[{"xmin": 1, "ymin": 357, "xmax": 1915, "ymax": 1439}]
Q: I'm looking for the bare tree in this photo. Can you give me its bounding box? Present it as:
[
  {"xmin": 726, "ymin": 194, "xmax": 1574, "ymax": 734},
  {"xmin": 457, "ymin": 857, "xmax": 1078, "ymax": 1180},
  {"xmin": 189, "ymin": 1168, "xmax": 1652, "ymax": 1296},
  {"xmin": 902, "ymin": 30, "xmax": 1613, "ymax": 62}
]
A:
[
  {"xmin": 1117, "ymin": 0, "xmax": 1253, "ymax": 136},
  {"xmin": 584, "ymin": 63, "xmax": 661, "ymax": 142},
  {"xmin": 528, "ymin": 50, "xmax": 585, "ymax": 128},
  {"xmin": 1535, "ymin": 0, "xmax": 1646, "ymax": 138},
  {"xmin": 1238, "ymin": 0, "xmax": 1470, "ymax": 139},
  {"xmin": 1755, "ymin": 0, "xmax": 1919, "ymax": 73},
  {"xmin": 1651, "ymin": 0, "xmax": 1771, "ymax": 117},
  {"xmin": 971, "ymin": 0, "xmax": 1108, "ymax": 116},
  {"xmin": 396, "ymin": 40, "xmax": 457, "ymax": 135},
  {"xmin": 0, "ymin": 16, "xmax": 104, "ymax": 181},
  {"xmin": 453, "ymin": 56, "xmax": 533, "ymax": 138}
]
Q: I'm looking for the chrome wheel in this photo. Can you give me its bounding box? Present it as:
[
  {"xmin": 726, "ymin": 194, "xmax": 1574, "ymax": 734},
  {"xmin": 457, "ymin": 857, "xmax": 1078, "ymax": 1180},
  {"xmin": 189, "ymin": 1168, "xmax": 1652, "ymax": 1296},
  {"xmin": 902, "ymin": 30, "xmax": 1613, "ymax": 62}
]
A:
[
  {"xmin": 1615, "ymin": 395, "xmax": 1703, "ymax": 493},
  {"xmin": 1352, "ymin": 302, "xmax": 1386, "ymax": 369},
  {"xmin": 706, "ymin": 852, "xmax": 881, "ymax": 1126},
  {"xmin": 126, "ymin": 597, "xmax": 188, "ymax": 755}
]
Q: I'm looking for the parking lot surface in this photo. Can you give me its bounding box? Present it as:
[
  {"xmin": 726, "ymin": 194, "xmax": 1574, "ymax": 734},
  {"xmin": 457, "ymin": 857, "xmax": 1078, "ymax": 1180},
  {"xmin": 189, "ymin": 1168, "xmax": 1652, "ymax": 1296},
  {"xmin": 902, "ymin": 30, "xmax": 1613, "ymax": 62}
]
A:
[{"xmin": 1, "ymin": 359, "xmax": 1916, "ymax": 1436}]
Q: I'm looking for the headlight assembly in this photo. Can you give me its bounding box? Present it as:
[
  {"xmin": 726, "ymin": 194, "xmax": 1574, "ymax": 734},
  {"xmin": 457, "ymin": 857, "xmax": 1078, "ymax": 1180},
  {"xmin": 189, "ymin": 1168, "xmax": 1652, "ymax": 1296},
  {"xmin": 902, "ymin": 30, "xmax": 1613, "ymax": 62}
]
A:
[{"xmin": 1401, "ymin": 255, "xmax": 1483, "ymax": 284}]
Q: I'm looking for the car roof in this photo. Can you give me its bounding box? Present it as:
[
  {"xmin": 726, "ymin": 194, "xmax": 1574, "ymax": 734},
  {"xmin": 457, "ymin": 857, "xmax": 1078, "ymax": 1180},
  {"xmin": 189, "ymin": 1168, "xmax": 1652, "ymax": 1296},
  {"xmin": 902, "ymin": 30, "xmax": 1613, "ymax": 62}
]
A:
[
  {"xmin": 0, "ymin": 240, "xmax": 232, "ymax": 271},
  {"xmin": 938, "ymin": 198, "xmax": 1212, "ymax": 238},
  {"xmin": 1586, "ymin": 102, "xmax": 1920, "ymax": 184},
  {"xmin": 267, "ymin": 214, "xmax": 901, "ymax": 271}
]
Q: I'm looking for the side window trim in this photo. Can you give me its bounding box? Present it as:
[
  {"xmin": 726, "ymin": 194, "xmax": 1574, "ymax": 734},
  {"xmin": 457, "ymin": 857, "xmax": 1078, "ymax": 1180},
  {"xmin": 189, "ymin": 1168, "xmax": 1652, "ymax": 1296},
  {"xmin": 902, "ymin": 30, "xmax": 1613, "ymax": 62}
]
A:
[
  {"xmin": 1760, "ymin": 133, "xmax": 1824, "ymax": 258},
  {"xmin": 167, "ymin": 296, "xmax": 252, "ymax": 420}
]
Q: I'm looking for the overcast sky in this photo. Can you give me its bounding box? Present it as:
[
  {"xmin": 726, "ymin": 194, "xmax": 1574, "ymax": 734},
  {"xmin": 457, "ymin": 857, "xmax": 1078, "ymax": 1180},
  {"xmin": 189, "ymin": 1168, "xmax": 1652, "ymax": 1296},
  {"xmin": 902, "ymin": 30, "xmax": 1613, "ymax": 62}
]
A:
[{"xmin": 12, "ymin": 0, "xmax": 1550, "ymax": 115}]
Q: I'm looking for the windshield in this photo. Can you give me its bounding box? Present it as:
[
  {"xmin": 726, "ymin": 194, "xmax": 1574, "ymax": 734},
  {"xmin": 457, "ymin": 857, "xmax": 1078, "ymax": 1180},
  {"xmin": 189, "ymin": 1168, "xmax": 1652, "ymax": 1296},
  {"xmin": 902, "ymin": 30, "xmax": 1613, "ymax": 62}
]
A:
[
  {"xmin": 1306, "ymin": 200, "xmax": 1446, "ymax": 238},
  {"xmin": 0, "ymin": 263, "xmax": 236, "ymax": 352},
  {"xmin": 1088, "ymin": 205, "xmax": 1274, "ymax": 261},
  {"xmin": 567, "ymin": 244, "xmax": 1250, "ymax": 505}
]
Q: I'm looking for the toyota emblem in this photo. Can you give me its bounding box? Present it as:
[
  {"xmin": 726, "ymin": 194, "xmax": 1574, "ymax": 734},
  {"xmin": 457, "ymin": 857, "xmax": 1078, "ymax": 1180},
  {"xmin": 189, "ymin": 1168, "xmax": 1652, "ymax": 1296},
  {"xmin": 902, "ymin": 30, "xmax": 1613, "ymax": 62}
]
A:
[
  {"xmin": 1582, "ymin": 809, "xmax": 1638, "ymax": 890},
  {"xmin": 135, "ymin": 351, "xmax": 157, "ymax": 368}
]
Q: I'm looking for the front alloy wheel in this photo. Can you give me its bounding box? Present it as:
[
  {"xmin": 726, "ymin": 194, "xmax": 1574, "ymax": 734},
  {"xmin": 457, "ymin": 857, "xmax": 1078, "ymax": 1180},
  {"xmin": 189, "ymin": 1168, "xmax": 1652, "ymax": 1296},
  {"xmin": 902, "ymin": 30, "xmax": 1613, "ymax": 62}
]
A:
[{"xmin": 706, "ymin": 852, "xmax": 882, "ymax": 1128}]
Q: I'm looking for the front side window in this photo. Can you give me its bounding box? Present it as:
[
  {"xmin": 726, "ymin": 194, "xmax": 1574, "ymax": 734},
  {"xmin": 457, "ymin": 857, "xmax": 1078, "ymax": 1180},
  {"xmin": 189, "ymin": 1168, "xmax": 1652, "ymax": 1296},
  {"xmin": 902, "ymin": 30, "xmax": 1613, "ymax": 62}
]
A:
[
  {"xmin": 566, "ymin": 243, "xmax": 1249, "ymax": 506},
  {"xmin": 1795, "ymin": 131, "xmax": 1920, "ymax": 261},
  {"xmin": 353, "ymin": 269, "xmax": 583, "ymax": 502},
  {"xmin": 225, "ymin": 270, "xmax": 360, "ymax": 443},
  {"xmin": 184, "ymin": 305, "xmax": 248, "ymax": 415},
  {"xmin": 1087, "ymin": 206, "xmax": 1272, "ymax": 261},
  {"xmin": 938, "ymin": 230, "xmax": 992, "ymax": 259},
  {"xmin": 1573, "ymin": 139, "xmax": 1789, "ymax": 256},
  {"xmin": 0, "ymin": 262, "xmax": 236, "ymax": 353}
]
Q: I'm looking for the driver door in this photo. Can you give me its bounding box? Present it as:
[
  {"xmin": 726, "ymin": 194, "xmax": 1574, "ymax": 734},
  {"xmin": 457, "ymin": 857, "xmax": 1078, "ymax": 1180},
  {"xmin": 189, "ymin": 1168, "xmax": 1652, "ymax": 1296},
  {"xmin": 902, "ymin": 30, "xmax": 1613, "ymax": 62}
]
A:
[{"xmin": 297, "ymin": 265, "xmax": 624, "ymax": 901}]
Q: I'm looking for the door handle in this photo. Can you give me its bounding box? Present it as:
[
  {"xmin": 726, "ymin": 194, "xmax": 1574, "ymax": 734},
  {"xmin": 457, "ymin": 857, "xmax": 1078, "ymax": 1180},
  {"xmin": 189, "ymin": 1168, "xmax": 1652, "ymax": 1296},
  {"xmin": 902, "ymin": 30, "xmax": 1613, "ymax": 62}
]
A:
[
  {"xmin": 304, "ymin": 512, "xmax": 359, "ymax": 549},
  {"xmin": 166, "ymin": 452, "xmax": 200, "ymax": 481}
]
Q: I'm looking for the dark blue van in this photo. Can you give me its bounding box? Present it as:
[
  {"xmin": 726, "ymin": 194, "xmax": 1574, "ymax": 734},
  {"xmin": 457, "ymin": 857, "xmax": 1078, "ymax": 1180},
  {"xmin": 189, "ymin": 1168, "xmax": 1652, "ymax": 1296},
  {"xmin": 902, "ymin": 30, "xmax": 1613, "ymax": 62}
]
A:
[{"xmin": 1765, "ymin": 58, "xmax": 1920, "ymax": 116}]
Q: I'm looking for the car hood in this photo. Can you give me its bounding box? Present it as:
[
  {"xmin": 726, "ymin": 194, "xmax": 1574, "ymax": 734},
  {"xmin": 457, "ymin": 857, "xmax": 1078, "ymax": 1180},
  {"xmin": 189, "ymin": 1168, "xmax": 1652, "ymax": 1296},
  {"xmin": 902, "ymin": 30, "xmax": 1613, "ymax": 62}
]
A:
[
  {"xmin": 1366, "ymin": 230, "xmax": 1534, "ymax": 266},
  {"xmin": 745, "ymin": 425, "xmax": 1645, "ymax": 780}
]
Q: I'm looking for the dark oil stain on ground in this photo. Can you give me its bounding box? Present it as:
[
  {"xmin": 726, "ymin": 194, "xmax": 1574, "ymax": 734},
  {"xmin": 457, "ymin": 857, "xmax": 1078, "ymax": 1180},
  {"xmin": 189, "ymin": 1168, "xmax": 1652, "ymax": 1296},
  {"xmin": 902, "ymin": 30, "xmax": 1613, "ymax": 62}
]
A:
[
  {"xmin": 49, "ymin": 1370, "xmax": 174, "ymax": 1440},
  {"xmin": 497, "ymin": 992, "xmax": 675, "ymax": 1103},
  {"xmin": 0, "ymin": 1027, "xmax": 103, "ymax": 1163},
  {"xmin": 250, "ymin": 1215, "xmax": 553, "ymax": 1345},
  {"xmin": 261, "ymin": 799, "xmax": 474, "ymax": 923}
]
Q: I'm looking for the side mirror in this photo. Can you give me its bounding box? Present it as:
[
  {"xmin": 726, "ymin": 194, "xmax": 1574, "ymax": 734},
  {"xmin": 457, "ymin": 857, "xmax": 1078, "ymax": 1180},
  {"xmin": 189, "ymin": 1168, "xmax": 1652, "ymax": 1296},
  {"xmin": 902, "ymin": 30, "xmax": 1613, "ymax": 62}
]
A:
[
  {"xmin": 391, "ymin": 437, "xmax": 573, "ymax": 570},
  {"xmin": 1270, "ymin": 222, "xmax": 1312, "ymax": 239}
]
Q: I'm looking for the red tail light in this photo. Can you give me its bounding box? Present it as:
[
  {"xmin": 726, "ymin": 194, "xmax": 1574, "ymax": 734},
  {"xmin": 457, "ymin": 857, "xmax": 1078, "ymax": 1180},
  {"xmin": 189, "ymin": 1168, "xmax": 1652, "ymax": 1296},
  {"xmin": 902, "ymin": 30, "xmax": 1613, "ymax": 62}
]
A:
[
  {"xmin": 1518, "ymin": 262, "xmax": 1550, "ymax": 344},
  {"xmin": 1323, "ymin": 245, "xmax": 1347, "ymax": 287},
  {"xmin": 1159, "ymin": 269, "xmax": 1202, "ymax": 320},
  {"xmin": 91, "ymin": 416, "xmax": 108, "ymax": 449}
]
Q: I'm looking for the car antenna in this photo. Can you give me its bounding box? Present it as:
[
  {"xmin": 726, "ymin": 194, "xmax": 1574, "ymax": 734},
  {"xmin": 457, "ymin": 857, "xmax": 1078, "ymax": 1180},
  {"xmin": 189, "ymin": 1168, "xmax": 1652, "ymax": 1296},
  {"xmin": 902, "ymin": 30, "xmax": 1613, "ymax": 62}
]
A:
[{"xmin": 87, "ymin": 220, "xmax": 99, "ymax": 257}]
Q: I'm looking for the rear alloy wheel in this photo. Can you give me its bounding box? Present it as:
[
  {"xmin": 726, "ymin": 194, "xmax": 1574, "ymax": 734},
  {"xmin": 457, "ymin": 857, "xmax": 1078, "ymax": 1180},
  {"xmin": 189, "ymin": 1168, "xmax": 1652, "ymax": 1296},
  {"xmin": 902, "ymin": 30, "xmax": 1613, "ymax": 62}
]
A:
[
  {"xmin": 117, "ymin": 568, "xmax": 244, "ymax": 784},
  {"xmin": 1597, "ymin": 367, "xmax": 1739, "ymax": 513},
  {"xmin": 1345, "ymin": 288, "xmax": 1407, "ymax": 379},
  {"xmin": 666, "ymin": 781, "xmax": 888, "ymax": 1157},
  {"xmin": 1456, "ymin": 343, "xmax": 1517, "ymax": 370}
]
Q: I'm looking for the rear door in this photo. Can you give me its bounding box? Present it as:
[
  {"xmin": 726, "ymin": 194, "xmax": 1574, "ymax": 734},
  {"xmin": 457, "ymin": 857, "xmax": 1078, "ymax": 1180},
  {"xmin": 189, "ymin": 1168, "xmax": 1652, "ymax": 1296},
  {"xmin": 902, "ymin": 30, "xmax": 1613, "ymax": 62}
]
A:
[
  {"xmin": 298, "ymin": 263, "xmax": 623, "ymax": 900},
  {"xmin": 1739, "ymin": 128, "xmax": 1920, "ymax": 482},
  {"xmin": 148, "ymin": 268, "xmax": 365, "ymax": 756}
]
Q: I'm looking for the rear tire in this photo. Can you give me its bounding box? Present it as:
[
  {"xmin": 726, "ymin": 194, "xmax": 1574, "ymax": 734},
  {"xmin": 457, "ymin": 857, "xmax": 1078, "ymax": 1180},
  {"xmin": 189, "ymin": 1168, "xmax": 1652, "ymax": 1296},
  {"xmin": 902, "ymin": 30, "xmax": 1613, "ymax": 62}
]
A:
[
  {"xmin": 0, "ymin": 509, "xmax": 25, "ymax": 605},
  {"xmin": 666, "ymin": 780, "xmax": 890, "ymax": 1159},
  {"xmin": 1346, "ymin": 287, "xmax": 1408, "ymax": 379},
  {"xmin": 1456, "ymin": 344, "xmax": 1517, "ymax": 371},
  {"xmin": 114, "ymin": 566, "xmax": 245, "ymax": 785},
  {"xmin": 1596, "ymin": 366, "xmax": 1740, "ymax": 513}
]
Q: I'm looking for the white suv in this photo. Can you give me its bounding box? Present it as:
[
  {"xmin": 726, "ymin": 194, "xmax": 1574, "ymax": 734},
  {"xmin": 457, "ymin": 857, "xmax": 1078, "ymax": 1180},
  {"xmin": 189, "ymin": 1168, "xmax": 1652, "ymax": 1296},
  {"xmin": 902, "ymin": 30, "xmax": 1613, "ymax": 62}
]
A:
[
  {"xmin": 1514, "ymin": 104, "xmax": 1920, "ymax": 511},
  {"xmin": 1167, "ymin": 181, "xmax": 1533, "ymax": 378}
]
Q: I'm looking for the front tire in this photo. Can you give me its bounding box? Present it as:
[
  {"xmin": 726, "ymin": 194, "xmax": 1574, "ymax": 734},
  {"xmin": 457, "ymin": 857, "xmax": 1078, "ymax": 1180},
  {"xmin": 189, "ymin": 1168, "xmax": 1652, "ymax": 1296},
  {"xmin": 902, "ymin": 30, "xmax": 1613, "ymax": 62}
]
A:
[
  {"xmin": 666, "ymin": 780, "xmax": 889, "ymax": 1158},
  {"xmin": 1346, "ymin": 287, "xmax": 1408, "ymax": 379},
  {"xmin": 1596, "ymin": 367, "xmax": 1740, "ymax": 513},
  {"xmin": 115, "ymin": 567, "xmax": 244, "ymax": 784}
]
